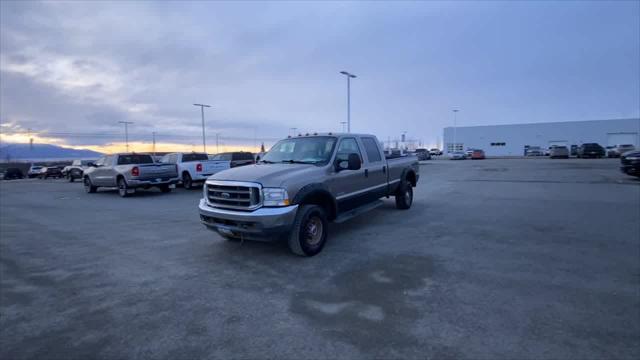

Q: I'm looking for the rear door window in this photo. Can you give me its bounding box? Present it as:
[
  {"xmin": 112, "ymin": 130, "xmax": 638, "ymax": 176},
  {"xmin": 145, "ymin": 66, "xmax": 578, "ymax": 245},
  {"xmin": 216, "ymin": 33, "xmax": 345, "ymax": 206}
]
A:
[
  {"xmin": 361, "ymin": 137, "xmax": 382, "ymax": 163},
  {"xmin": 182, "ymin": 153, "xmax": 209, "ymax": 162}
]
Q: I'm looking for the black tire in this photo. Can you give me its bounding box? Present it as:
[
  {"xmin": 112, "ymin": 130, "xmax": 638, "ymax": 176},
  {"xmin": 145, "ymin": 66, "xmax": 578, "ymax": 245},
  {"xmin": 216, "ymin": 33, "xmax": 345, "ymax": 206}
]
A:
[
  {"xmin": 183, "ymin": 173, "xmax": 193, "ymax": 190},
  {"xmin": 287, "ymin": 205, "xmax": 328, "ymax": 257},
  {"xmin": 67, "ymin": 174, "xmax": 74, "ymax": 182},
  {"xmin": 395, "ymin": 180, "xmax": 413, "ymax": 210},
  {"xmin": 160, "ymin": 185, "xmax": 171, "ymax": 193},
  {"xmin": 118, "ymin": 178, "xmax": 130, "ymax": 197},
  {"xmin": 84, "ymin": 177, "xmax": 97, "ymax": 193}
]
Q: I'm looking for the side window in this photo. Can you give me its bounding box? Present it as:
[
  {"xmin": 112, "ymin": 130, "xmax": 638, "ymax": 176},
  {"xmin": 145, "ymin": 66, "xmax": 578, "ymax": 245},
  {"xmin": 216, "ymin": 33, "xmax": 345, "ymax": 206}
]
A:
[
  {"xmin": 361, "ymin": 137, "xmax": 382, "ymax": 163},
  {"xmin": 336, "ymin": 138, "xmax": 362, "ymax": 163},
  {"xmin": 160, "ymin": 155, "xmax": 170, "ymax": 163},
  {"xmin": 95, "ymin": 157, "xmax": 106, "ymax": 166},
  {"xmin": 103, "ymin": 156, "xmax": 113, "ymax": 166}
]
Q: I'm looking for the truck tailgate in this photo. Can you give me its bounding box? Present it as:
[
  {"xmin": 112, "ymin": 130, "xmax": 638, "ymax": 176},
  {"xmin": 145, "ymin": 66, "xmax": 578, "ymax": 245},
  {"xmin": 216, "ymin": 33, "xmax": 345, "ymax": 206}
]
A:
[
  {"xmin": 137, "ymin": 164, "xmax": 178, "ymax": 179},
  {"xmin": 202, "ymin": 160, "xmax": 231, "ymax": 174}
]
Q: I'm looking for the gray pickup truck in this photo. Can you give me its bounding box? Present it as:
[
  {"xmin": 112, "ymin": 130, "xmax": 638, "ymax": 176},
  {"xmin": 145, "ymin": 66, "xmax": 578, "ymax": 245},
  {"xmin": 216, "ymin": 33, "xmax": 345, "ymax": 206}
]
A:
[
  {"xmin": 199, "ymin": 133, "xmax": 419, "ymax": 256},
  {"xmin": 83, "ymin": 153, "xmax": 179, "ymax": 197}
]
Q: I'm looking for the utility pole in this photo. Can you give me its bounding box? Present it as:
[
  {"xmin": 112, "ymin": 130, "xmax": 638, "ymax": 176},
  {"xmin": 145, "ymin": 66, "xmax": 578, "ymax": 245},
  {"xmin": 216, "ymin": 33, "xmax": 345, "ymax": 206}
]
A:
[
  {"xmin": 452, "ymin": 109, "xmax": 459, "ymax": 153},
  {"xmin": 215, "ymin": 133, "xmax": 220, "ymax": 154},
  {"xmin": 28, "ymin": 128, "xmax": 33, "ymax": 151},
  {"xmin": 193, "ymin": 103, "xmax": 211, "ymax": 153},
  {"xmin": 152, "ymin": 131, "xmax": 156, "ymax": 156},
  {"xmin": 339, "ymin": 71, "xmax": 357, "ymax": 133},
  {"xmin": 118, "ymin": 121, "xmax": 133, "ymax": 152}
]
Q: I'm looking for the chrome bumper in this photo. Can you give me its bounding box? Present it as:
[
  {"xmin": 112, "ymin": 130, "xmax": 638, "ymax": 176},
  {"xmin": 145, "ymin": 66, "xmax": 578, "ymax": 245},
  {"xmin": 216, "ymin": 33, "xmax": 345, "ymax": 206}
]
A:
[
  {"xmin": 127, "ymin": 177, "xmax": 180, "ymax": 187},
  {"xmin": 198, "ymin": 199, "xmax": 298, "ymax": 241}
]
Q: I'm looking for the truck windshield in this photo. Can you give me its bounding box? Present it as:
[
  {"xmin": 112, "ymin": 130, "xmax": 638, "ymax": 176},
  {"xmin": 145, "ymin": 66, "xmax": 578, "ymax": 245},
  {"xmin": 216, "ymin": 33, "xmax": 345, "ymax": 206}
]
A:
[{"xmin": 262, "ymin": 136, "xmax": 337, "ymax": 164}]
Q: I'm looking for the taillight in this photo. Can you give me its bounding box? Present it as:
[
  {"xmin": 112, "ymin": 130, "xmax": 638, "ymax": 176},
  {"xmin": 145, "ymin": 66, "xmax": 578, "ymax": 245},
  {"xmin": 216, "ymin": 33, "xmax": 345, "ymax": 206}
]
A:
[
  {"xmin": 131, "ymin": 166, "xmax": 139, "ymax": 176},
  {"xmin": 196, "ymin": 163, "xmax": 202, "ymax": 172}
]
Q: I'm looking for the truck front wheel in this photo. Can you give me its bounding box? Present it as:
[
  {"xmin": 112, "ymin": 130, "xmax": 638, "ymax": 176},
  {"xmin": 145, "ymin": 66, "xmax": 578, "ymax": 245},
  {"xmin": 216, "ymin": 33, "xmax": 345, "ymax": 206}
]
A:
[
  {"xmin": 288, "ymin": 205, "xmax": 328, "ymax": 257},
  {"xmin": 395, "ymin": 180, "xmax": 413, "ymax": 210}
]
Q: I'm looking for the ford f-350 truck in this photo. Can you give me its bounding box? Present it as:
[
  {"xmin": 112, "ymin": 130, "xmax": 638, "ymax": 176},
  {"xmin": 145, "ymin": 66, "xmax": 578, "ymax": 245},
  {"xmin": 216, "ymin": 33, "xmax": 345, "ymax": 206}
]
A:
[{"xmin": 199, "ymin": 133, "xmax": 419, "ymax": 257}]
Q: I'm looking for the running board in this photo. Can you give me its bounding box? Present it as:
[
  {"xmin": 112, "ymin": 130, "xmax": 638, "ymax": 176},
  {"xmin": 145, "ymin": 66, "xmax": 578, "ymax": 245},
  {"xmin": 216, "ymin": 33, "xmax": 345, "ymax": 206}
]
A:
[{"xmin": 334, "ymin": 200, "xmax": 384, "ymax": 224}]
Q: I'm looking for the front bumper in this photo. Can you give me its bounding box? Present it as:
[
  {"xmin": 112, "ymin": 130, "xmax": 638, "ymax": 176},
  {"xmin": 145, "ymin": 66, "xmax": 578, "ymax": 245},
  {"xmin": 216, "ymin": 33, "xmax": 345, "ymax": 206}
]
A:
[
  {"xmin": 127, "ymin": 177, "xmax": 180, "ymax": 188},
  {"xmin": 198, "ymin": 199, "xmax": 299, "ymax": 241}
]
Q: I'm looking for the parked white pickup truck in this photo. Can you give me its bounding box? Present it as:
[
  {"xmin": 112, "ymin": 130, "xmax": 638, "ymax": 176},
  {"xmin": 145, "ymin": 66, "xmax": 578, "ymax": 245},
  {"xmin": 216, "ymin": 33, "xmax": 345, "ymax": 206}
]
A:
[{"xmin": 160, "ymin": 152, "xmax": 230, "ymax": 189}]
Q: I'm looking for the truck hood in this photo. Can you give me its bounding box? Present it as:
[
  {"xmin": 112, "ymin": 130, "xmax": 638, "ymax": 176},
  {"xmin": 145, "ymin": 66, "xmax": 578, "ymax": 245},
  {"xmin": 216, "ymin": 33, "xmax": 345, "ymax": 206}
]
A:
[{"xmin": 209, "ymin": 163, "xmax": 323, "ymax": 187}]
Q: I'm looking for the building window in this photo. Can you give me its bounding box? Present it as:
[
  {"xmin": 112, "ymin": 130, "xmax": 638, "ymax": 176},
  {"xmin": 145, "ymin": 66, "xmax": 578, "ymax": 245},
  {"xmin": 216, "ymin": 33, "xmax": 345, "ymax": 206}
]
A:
[
  {"xmin": 490, "ymin": 142, "xmax": 506, "ymax": 146},
  {"xmin": 447, "ymin": 143, "xmax": 463, "ymax": 152}
]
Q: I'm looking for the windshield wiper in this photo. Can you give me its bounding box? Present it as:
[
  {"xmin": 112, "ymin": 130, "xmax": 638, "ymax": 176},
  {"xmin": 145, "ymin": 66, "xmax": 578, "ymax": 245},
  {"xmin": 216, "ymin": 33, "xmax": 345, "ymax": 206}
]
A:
[
  {"xmin": 260, "ymin": 160, "xmax": 276, "ymax": 164},
  {"xmin": 280, "ymin": 160, "xmax": 318, "ymax": 164}
]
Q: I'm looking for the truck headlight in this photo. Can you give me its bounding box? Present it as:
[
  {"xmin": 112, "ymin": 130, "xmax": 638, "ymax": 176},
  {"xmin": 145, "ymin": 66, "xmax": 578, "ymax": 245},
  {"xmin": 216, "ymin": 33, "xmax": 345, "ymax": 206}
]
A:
[{"xmin": 262, "ymin": 188, "xmax": 290, "ymax": 207}]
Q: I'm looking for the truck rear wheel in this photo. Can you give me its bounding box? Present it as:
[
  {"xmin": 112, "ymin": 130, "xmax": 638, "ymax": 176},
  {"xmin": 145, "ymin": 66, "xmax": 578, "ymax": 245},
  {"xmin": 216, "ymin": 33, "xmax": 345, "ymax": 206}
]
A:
[
  {"xmin": 183, "ymin": 173, "xmax": 193, "ymax": 190},
  {"xmin": 288, "ymin": 205, "xmax": 328, "ymax": 257},
  {"xmin": 395, "ymin": 180, "xmax": 413, "ymax": 210},
  {"xmin": 118, "ymin": 178, "xmax": 131, "ymax": 197}
]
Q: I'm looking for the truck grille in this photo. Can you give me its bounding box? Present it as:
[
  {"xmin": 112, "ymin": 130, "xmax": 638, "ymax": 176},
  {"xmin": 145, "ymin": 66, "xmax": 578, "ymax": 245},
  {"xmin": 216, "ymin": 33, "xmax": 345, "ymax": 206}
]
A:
[{"xmin": 205, "ymin": 181, "xmax": 262, "ymax": 210}]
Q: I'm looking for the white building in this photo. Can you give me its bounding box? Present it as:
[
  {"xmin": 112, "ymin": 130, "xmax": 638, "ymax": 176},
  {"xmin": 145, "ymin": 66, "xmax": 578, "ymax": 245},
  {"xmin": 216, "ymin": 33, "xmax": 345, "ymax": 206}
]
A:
[{"xmin": 443, "ymin": 118, "xmax": 640, "ymax": 156}]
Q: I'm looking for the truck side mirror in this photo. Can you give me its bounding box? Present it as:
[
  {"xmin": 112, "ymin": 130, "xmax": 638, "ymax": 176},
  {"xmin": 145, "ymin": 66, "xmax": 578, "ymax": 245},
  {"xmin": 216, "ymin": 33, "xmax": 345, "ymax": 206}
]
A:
[{"xmin": 348, "ymin": 153, "xmax": 361, "ymax": 170}]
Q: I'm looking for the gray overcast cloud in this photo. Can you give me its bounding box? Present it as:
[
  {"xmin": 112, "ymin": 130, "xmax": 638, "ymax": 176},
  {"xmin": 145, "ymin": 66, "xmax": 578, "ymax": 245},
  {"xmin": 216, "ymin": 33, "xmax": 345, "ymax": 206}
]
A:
[{"xmin": 1, "ymin": 0, "xmax": 639, "ymax": 149}]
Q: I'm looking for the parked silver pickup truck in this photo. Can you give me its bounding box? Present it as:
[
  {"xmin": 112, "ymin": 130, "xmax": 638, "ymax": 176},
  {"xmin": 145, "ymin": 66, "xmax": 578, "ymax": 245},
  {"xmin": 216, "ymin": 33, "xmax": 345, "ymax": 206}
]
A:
[
  {"xmin": 199, "ymin": 133, "xmax": 419, "ymax": 256},
  {"xmin": 83, "ymin": 153, "xmax": 179, "ymax": 197}
]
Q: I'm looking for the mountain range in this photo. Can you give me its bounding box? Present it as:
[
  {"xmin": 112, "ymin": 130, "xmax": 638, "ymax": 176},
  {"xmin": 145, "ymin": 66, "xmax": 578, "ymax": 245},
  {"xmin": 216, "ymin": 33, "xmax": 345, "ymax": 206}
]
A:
[{"xmin": 0, "ymin": 143, "xmax": 102, "ymax": 161}]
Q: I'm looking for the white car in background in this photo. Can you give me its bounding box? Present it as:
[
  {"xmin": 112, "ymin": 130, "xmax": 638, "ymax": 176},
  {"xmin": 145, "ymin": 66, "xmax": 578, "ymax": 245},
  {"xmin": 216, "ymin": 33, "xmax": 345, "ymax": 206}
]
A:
[
  {"xmin": 160, "ymin": 152, "xmax": 230, "ymax": 189},
  {"xmin": 27, "ymin": 165, "xmax": 43, "ymax": 178}
]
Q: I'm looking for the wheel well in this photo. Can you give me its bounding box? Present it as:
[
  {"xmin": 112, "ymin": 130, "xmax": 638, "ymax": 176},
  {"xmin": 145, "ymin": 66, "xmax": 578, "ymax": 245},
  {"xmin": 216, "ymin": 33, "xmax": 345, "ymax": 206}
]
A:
[
  {"xmin": 182, "ymin": 171, "xmax": 190, "ymax": 178},
  {"xmin": 299, "ymin": 191, "xmax": 336, "ymax": 221},
  {"xmin": 116, "ymin": 174, "xmax": 125, "ymax": 183},
  {"xmin": 406, "ymin": 171, "xmax": 417, "ymax": 187}
]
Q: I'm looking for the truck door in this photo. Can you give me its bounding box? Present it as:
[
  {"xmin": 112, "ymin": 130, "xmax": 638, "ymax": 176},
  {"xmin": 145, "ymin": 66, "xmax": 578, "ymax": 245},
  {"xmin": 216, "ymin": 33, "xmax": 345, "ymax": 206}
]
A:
[
  {"xmin": 329, "ymin": 137, "xmax": 369, "ymax": 213},
  {"xmin": 359, "ymin": 136, "xmax": 388, "ymax": 201}
]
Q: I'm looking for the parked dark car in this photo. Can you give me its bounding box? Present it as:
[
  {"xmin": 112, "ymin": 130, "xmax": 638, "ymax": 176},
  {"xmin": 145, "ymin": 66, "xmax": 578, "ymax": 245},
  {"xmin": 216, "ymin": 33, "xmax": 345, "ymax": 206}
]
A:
[
  {"xmin": 414, "ymin": 148, "xmax": 431, "ymax": 161},
  {"xmin": 577, "ymin": 143, "xmax": 605, "ymax": 158},
  {"xmin": 2, "ymin": 168, "xmax": 24, "ymax": 180},
  {"xmin": 620, "ymin": 151, "xmax": 640, "ymax": 178},
  {"xmin": 210, "ymin": 152, "xmax": 255, "ymax": 167},
  {"xmin": 40, "ymin": 166, "xmax": 63, "ymax": 179},
  {"xmin": 570, "ymin": 145, "xmax": 579, "ymax": 156}
]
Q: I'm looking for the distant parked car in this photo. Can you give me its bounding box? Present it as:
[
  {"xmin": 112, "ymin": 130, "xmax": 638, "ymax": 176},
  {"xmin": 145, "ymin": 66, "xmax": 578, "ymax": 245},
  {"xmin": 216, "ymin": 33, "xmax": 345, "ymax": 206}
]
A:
[
  {"xmin": 450, "ymin": 151, "xmax": 466, "ymax": 160},
  {"xmin": 570, "ymin": 145, "xmax": 579, "ymax": 156},
  {"xmin": 62, "ymin": 159, "xmax": 95, "ymax": 182},
  {"xmin": 40, "ymin": 167, "xmax": 63, "ymax": 179},
  {"xmin": 429, "ymin": 148, "xmax": 442, "ymax": 156},
  {"xmin": 160, "ymin": 152, "xmax": 230, "ymax": 190},
  {"xmin": 549, "ymin": 146, "xmax": 569, "ymax": 159},
  {"xmin": 471, "ymin": 149, "xmax": 485, "ymax": 159},
  {"xmin": 465, "ymin": 148, "xmax": 475, "ymax": 158},
  {"xmin": 210, "ymin": 152, "xmax": 255, "ymax": 168},
  {"xmin": 577, "ymin": 143, "xmax": 605, "ymax": 158},
  {"xmin": 414, "ymin": 148, "xmax": 431, "ymax": 161},
  {"xmin": 2, "ymin": 168, "xmax": 24, "ymax": 180},
  {"xmin": 27, "ymin": 165, "xmax": 43, "ymax": 178},
  {"xmin": 608, "ymin": 144, "xmax": 635, "ymax": 158},
  {"xmin": 83, "ymin": 153, "xmax": 179, "ymax": 197},
  {"xmin": 620, "ymin": 151, "xmax": 640, "ymax": 178},
  {"xmin": 526, "ymin": 147, "xmax": 543, "ymax": 156}
]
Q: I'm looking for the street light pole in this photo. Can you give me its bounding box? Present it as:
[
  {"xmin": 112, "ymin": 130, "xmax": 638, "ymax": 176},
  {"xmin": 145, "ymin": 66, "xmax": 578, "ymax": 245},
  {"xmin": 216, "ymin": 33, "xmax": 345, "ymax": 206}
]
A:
[
  {"xmin": 193, "ymin": 103, "xmax": 211, "ymax": 153},
  {"xmin": 118, "ymin": 121, "xmax": 133, "ymax": 152},
  {"xmin": 152, "ymin": 131, "xmax": 156, "ymax": 156},
  {"xmin": 452, "ymin": 109, "xmax": 459, "ymax": 153},
  {"xmin": 339, "ymin": 71, "xmax": 357, "ymax": 133}
]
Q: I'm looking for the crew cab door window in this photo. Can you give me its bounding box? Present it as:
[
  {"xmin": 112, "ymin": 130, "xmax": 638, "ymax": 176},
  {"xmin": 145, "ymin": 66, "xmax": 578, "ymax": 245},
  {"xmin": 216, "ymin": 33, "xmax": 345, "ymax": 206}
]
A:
[
  {"xmin": 359, "ymin": 137, "xmax": 387, "ymax": 200},
  {"xmin": 361, "ymin": 137, "xmax": 382, "ymax": 163},
  {"xmin": 335, "ymin": 138, "xmax": 362, "ymax": 163}
]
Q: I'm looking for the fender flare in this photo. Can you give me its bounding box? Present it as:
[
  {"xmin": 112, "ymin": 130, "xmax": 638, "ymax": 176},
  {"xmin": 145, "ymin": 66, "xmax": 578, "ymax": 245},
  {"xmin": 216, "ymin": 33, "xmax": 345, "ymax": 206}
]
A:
[{"xmin": 292, "ymin": 183, "xmax": 338, "ymax": 220}]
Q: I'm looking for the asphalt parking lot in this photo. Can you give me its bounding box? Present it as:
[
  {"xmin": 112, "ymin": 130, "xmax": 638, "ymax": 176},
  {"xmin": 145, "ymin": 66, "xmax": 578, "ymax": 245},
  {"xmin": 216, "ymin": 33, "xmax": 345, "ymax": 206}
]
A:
[{"xmin": 1, "ymin": 158, "xmax": 639, "ymax": 359}]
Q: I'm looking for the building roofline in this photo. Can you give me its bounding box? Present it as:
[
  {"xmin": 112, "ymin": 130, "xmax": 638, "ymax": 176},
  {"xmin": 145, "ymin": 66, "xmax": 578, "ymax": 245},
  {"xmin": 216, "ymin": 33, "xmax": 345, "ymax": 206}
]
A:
[{"xmin": 443, "ymin": 118, "xmax": 640, "ymax": 130}]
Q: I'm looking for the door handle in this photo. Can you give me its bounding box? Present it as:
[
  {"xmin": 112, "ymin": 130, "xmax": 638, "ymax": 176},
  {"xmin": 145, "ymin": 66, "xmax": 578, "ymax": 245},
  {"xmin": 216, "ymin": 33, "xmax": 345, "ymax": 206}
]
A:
[
  {"xmin": 382, "ymin": 166, "xmax": 386, "ymax": 174},
  {"xmin": 364, "ymin": 169, "xmax": 369, "ymax": 177}
]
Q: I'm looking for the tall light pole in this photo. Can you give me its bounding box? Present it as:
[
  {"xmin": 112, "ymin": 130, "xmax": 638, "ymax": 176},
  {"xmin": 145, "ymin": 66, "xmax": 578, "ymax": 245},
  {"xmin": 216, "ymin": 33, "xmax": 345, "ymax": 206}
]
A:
[
  {"xmin": 452, "ymin": 109, "xmax": 459, "ymax": 153},
  {"xmin": 193, "ymin": 103, "xmax": 211, "ymax": 152},
  {"xmin": 339, "ymin": 71, "xmax": 356, "ymax": 133},
  {"xmin": 118, "ymin": 121, "xmax": 133, "ymax": 152},
  {"xmin": 152, "ymin": 131, "xmax": 156, "ymax": 156}
]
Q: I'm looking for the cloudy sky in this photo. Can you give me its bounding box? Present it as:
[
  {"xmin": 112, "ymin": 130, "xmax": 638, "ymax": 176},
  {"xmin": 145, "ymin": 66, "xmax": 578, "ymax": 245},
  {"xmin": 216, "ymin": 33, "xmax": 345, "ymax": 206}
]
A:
[{"xmin": 1, "ymin": 0, "xmax": 638, "ymax": 153}]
